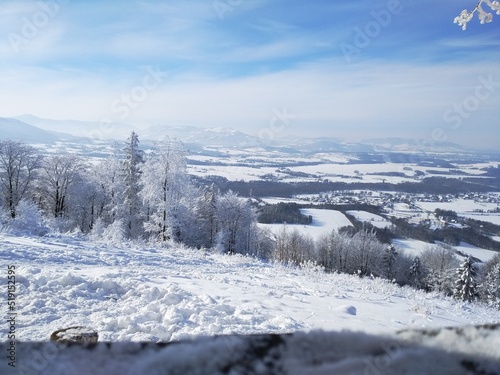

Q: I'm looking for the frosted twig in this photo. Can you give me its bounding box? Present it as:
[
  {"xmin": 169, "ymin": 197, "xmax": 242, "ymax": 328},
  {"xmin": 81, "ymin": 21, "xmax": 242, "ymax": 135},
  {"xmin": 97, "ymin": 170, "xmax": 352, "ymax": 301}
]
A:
[{"xmin": 454, "ymin": 0, "xmax": 500, "ymax": 30}]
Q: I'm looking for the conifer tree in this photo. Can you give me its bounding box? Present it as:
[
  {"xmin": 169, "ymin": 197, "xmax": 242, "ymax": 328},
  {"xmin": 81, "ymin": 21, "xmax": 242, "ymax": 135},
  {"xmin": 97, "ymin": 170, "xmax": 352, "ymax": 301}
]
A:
[
  {"xmin": 484, "ymin": 262, "xmax": 500, "ymax": 309},
  {"xmin": 453, "ymin": 256, "xmax": 478, "ymax": 302},
  {"xmin": 121, "ymin": 131, "xmax": 145, "ymax": 239},
  {"xmin": 409, "ymin": 256, "xmax": 423, "ymax": 289},
  {"xmin": 382, "ymin": 244, "xmax": 398, "ymax": 280}
]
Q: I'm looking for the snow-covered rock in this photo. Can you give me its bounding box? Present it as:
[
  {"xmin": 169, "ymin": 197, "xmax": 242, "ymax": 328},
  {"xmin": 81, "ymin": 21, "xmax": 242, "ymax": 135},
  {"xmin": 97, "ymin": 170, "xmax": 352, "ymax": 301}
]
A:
[
  {"xmin": 2, "ymin": 324, "xmax": 499, "ymax": 375},
  {"xmin": 50, "ymin": 326, "xmax": 99, "ymax": 344}
]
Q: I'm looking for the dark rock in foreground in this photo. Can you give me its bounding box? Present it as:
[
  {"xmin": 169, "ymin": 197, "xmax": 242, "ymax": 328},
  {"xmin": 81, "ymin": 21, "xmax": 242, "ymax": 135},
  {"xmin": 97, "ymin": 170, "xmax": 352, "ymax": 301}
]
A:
[
  {"xmin": 50, "ymin": 326, "xmax": 99, "ymax": 344},
  {"xmin": 2, "ymin": 324, "xmax": 499, "ymax": 374}
]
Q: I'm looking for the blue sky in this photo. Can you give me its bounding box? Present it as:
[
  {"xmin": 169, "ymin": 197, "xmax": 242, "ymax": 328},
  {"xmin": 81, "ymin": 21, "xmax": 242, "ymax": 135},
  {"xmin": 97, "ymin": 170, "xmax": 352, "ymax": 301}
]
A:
[{"xmin": 0, "ymin": 0, "xmax": 499, "ymax": 149}]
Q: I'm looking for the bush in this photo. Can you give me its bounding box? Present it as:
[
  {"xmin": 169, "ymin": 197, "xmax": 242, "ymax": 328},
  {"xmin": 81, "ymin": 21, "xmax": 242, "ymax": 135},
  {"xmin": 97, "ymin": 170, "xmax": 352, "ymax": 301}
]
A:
[{"xmin": 11, "ymin": 200, "xmax": 48, "ymax": 236}]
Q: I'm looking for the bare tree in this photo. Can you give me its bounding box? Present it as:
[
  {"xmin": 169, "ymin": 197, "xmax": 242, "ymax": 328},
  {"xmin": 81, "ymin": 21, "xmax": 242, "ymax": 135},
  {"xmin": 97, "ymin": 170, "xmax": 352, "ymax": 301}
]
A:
[
  {"xmin": 421, "ymin": 244, "xmax": 459, "ymax": 294},
  {"xmin": 215, "ymin": 191, "xmax": 256, "ymax": 255},
  {"xmin": 0, "ymin": 140, "xmax": 42, "ymax": 218},
  {"xmin": 38, "ymin": 154, "xmax": 84, "ymax": 218},
  {"xmin": 141, "ymin": 138, "xmax": 187, "ymax": 242}
]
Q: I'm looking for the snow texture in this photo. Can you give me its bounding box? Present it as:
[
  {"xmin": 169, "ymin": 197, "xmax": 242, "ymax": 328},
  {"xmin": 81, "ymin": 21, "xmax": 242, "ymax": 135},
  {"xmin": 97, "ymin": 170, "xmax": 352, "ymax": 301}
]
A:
[
  {"xmin": 2, "ymin": 324, "xmax": 500, "ymax": 375},
  {"xmin": 1, "ymin": 233, "xmax": 500, "ymax": 374}
]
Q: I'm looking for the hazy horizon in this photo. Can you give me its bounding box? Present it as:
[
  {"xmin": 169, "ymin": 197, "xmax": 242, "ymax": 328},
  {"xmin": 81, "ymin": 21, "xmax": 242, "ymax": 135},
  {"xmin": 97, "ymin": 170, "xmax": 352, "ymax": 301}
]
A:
[{"xmin": 1, "ymin": 0, "xmax": 499, "ymax": 149}]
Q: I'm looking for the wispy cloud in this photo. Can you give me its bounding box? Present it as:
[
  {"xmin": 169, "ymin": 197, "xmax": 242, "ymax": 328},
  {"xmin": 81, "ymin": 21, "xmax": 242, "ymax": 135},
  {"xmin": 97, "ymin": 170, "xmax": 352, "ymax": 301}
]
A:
[{"xmin": 0, "ymin": 0, "xmax": 498, "ymax": 149}]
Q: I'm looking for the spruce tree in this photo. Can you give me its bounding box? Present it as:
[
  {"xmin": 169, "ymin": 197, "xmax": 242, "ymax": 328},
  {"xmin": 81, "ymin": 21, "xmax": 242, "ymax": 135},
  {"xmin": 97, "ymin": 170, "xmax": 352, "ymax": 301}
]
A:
[
  {"xmin": 409, "ymin": 256, "xmax": 423, "ymax": 289},
  {"xmin": 382, "ymin": 244, "xmax": 398, "ymax": 280},
  {"xmin": 121, "ymin": 131, "xmax": 145, "ymax": 239},
  {"xmin": 484, "ymin": 262, "xmax": 500, "ymax": 309},
  {"xmin": 453, "ymin": 256, "xmax": 478, "ymax": 302}
]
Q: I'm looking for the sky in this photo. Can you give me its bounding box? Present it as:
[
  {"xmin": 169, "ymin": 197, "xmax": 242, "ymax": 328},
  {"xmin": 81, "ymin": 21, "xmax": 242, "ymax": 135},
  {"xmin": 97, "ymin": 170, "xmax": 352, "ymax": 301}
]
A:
[{"xmin": 0, "ymin": 0, "xmax": 499, "ymax": 149}]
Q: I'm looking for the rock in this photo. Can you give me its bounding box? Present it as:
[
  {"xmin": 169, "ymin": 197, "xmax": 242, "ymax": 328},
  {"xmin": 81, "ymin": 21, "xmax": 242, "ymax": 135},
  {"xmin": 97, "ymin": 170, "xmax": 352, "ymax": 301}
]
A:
[{"xmin": 50, "ymin": 326, "xmax": 99, "ymax": 344}]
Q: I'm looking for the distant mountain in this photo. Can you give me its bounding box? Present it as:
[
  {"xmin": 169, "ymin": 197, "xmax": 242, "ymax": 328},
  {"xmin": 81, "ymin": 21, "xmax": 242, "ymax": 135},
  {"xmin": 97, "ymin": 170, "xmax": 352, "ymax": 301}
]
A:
[
  {"xmin": 0, "ymin": 117, "xmax": 63, "ymax": 143},
  {"xmin": 277, "ymin": 137, "xmax": 373, "ymax": 153},
  {"xmin": 362, "ymin": 137, "xmax": 468, "ymax": 153},
  {"xmin": 142, "ymin": 124, "xmax": 261, "ymax": 148},
  {"xmin": 15, "ymin": 114, "xmax": 139, "ymax": 140},
  {"xmin": 5, "ymin": 115, "xmax": 474, "ymax": 155}
]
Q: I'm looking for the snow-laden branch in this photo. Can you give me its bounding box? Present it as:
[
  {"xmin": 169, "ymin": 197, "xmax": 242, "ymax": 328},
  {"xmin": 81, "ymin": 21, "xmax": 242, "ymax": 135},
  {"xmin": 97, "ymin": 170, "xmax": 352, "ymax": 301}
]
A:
[{"xmin": 454, "ymin": 0, "xmax": 500, "ymax": 30}]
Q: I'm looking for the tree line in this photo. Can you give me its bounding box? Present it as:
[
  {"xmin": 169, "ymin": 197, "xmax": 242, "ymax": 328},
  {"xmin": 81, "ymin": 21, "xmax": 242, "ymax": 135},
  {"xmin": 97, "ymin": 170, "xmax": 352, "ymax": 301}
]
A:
[
  {"xmin": 0, "ymin": 134, "xmax": 265, "ymax": 256},
  {"xmin": 274, "ymin": 226, "xmax": 500, "ymax": 308}
]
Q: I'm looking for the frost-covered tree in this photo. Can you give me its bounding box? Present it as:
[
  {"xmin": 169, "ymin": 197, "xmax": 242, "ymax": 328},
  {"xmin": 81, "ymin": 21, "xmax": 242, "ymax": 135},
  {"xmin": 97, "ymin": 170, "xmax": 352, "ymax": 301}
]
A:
[
  {"xmin": 120, "ymin": 132, "xmax": 145, "ymax": 239},
  {"xmin": 421, "ymin": 244, "xmax": 459, "ymax": 294},
  {"xmin": 249, "ymin": 226, "xmax": 274, "ymax": 260},
  {"xmin": 0, "ymin": 140, "xmax": 42, "ymax": 218},
  {"xmin": 11, "ymin": 199, "xmax": 47, "ymax": 236},
  {"xmin": 196, "ymin": 184, "xmax": 220, "ymax": 248},
  {"xmin": 454, "ymin": 0, "xmax": 500, "ymax": 29},
  {"xmin": 38, "ymin": 154, "xmax": 84, "ymax": 219},
  {"xmin": 69, "ymin": 169, "xmax": 104, "ymax": 233},
  {"xmin": 382, "ymin": 244, "xmax": 398, "ymax": 280},
  {"xmin": 141, "ymin": 138, "xmax": 187, "ymax": 242},
  {"xmin": 482, "ymin": 255, "xmax": 500, "ymax": 308},
  {"xmin": 272, "ymin": 227, "xmax": 314, "ymax": 265},
  {"xmin": 215, "ymin": 191, "xmax": 257, "ymax": 255},
  {"xmin": 93, "ymin": 144, "xmax": 125, "ymax": 225},
  {"xmin": 453, "ymin": 256, "xmax": 479, "ymax": 302},
  {"xmin": 316, "ymin": 231, "xmax": 351, "ymax": 273},
  {"xmin": 409, "ymin": 256, "xmax": 425, "ymax": 289},
  {"xmin": 350, "ymin": 229, "xmax": 385, "ymax": 276}
]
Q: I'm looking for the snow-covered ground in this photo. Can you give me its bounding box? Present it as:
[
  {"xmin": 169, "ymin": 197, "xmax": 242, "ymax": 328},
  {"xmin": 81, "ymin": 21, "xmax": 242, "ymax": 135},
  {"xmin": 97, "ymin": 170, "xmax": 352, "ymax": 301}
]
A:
[
  {"xmin": 1, "ymin": 233, "xmax": 499, "ymax": 343},
  {"xmin": 393, "ymin": 239, "xmax": 498, "ymax": 262},
  {"xmin": 258, "ymin": 209, "xmax": 353, "ymax": 238},
  {"xmin": 347, "ymin": 210, "xmax": 392, "ymax": 229}
]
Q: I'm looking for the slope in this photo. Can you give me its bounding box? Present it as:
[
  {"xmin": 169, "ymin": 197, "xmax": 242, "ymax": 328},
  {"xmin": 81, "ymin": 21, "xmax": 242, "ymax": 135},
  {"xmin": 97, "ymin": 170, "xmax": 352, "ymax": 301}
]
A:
[
  {"xmin": 0, "ymin": 233, "xmax": 498, "ymax": 343},
  {"xmin": 0, "ymin": 118, "xmax": 61, "ymax": 144}
]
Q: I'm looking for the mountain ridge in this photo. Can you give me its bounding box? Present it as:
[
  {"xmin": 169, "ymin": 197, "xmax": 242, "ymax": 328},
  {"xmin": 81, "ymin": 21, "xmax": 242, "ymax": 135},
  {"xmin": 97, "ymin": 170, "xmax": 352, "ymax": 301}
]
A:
[{"xmin": 2, "ymin": 115, "xmax": 479, "ymax": 154}]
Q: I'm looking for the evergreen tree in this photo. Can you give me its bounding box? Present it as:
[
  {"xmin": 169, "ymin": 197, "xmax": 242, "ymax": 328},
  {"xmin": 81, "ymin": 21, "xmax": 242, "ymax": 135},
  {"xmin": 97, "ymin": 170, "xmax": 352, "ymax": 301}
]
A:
[
  {"xmin": 196, "ymin": 184, "xmax": 219, "ymax": 248},
  {"xmin": 121, "ymin": 132, "xmax": 145, "ymax": 239},
  {"xmin": 484, "ymin": 262, "xmax": 500, "ymax": 309},
  {"xmin": 453, "ymin": 256, "xmax": 478, "ymax": 302},
  {"xmin": 409, "ymin": 256, "xmax": 424, "ymax": 289},
  {"xmin": 382, "ymin": 244, "xmax": 398, "ymax": 280}
]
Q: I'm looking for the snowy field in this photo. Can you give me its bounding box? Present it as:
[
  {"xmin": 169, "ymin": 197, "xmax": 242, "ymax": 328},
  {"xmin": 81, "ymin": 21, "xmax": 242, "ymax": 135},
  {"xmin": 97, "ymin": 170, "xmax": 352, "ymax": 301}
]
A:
[
  {"xmin": 187, "ymin": 154, "xmax": 499, "ymax": 184},
  {"xmin": 1, "ymin": 233, "xmax": 500, "ymax": 343},
  {"xmin": 417, "ymin": 199, "xmax": 500, "ymax": 214},
  {"xmin": 346, "ymin": 210, "xmax": 392, "ymax": 229},
  {"xmin": 393, "ymin": 239, "xmax": 498, "ymax": 262},
  {"xmin": 258, "ymin": 209, "xmax": 353, "ymax": 238}
]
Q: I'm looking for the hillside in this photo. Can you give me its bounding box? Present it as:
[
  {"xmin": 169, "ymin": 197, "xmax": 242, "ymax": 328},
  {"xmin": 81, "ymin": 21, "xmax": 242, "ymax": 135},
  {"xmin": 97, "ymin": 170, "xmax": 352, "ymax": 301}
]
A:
[
  {"xmin": 1, "ymin": 233, "xmax": 498, "ymax": 343},
  {"xmin": 0, "ymin": 118, "xmax": 61, "ymax": 144}
]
